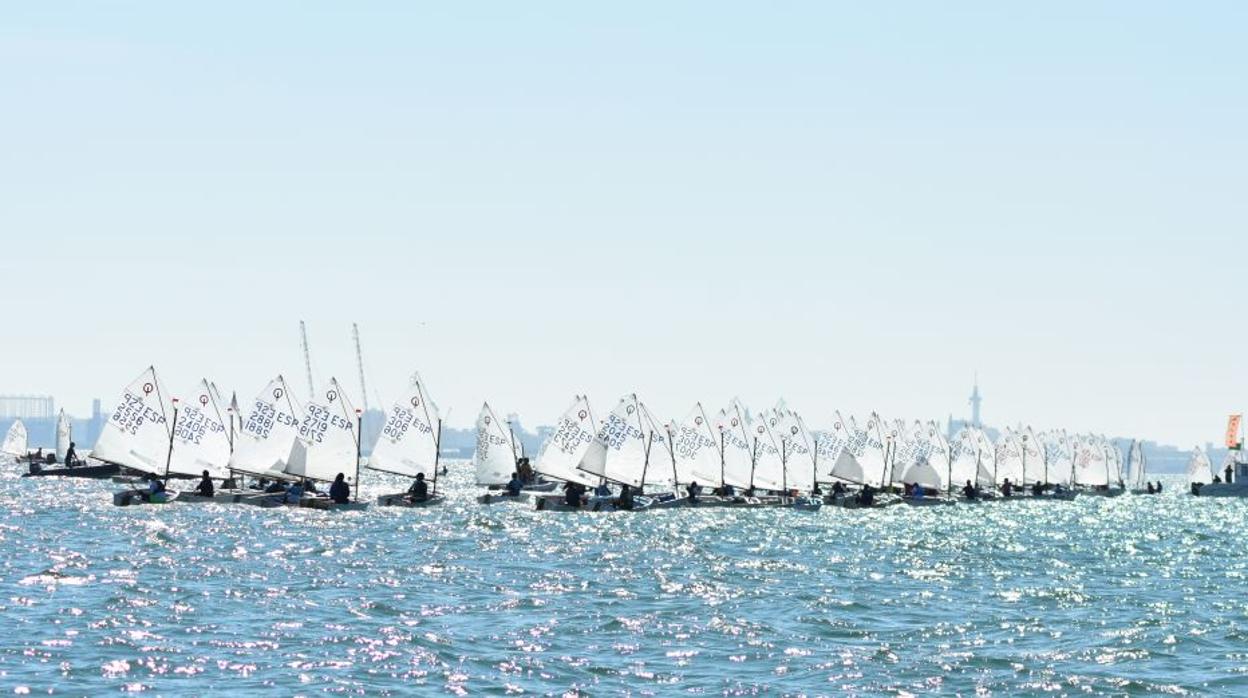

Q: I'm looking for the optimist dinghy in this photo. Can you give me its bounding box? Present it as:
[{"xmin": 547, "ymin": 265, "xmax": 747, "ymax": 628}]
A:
[{"xmin": 367, "ymin": 373, "xmax": 444, "ymax": 508}]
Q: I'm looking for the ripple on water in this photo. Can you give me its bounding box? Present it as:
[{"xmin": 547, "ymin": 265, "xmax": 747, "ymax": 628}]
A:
[{"xmin": 0, "ymin": 467, "xmax": 1244, "ymax": 693}]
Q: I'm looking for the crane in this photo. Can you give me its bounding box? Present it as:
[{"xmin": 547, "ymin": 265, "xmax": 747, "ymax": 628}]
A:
[
  {"xmin": 299, "ymin": 320, "xmax": 315, "ymax": 400},
  {"xmin": 352, "ymin": 323, "xmax": 370, "ymax": 413}
]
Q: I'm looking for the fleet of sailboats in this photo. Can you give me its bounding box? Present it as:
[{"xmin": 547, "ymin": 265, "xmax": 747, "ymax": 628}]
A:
[{"xmin": 10, "ymin": 361, "xmax": 1197, "ymax": 511}]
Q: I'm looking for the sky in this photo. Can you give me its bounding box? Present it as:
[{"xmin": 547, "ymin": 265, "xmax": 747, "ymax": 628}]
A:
[{"xmin": 1, "ymin": 2, "xmax": 1245, "ymax": 446}]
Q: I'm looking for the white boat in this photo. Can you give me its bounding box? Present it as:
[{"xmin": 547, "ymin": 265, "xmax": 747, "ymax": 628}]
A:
[
  {"xmin": 1127, "ymin": 440, "xmax": 1153, "ymax": 494},
  {"xmin": 575, "ymin": 394, "xmax": 674, "ymax": 503},
  {"xmin": 2, "ymin": 419, "xmax": 27, "ymax": 460},
  {"xmin": 473, "ymin": 401, "xmax": 518, "ymax": 488},
  {"xmin": 671, "ymin": 402, "xmax": 722, "ymax": 490},
  {"xmin": 228, "ymin": 375, "xmax": 306, "ymax": 483},
  {"xmin": 715, "ymin": 401, "xmax": 757, "ymax": 492},
  {"xmin": 93, "ymin": 367, "xmax": 181, "ymax": 504},
  {"xmin": 531, "ymin": 395, "xmax": 600, "ymax": 487},
  {"xmin": 367, "ymin": 373, "xmax": 442, "ymax": 507}
]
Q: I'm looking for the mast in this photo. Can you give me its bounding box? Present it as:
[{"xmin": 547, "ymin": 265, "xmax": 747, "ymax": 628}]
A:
[
  {"xmin": 718, "ymin": 426, "xmax": 726, "ymax": 490},
  {"xmin": 354, "ymin": 409, "xmax": 362, "ymax": 503},
  {"xmin": 811, "ymin": 435, "xmax": 819, "ymax": 493},
  {"xmin": 299, "ymin": 320, "xmax": 315, "ymax": 401},
  {"xmin": 162, "ymin": 399, "xmax": 180, "ymax": 487},
  {"xmin": 668, "ymin": 423, "xmax": 679, "ymax": 491},
  {"xmin": 431, "ymin": 419, "xmax": 443, "ymax": 496}
]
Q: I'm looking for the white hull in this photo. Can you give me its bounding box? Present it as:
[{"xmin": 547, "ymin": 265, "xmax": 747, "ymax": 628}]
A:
[
  {"xmin": 477, "ymin": 492, "xmax": 532, "ymax": 504},
  {"xmin": 377, "ymin": 492, "xmax": 446, "ymax": 507}
]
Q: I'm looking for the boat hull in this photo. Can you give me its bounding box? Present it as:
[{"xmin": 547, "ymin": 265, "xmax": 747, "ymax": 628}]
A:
[
  {"xmin": 477, "ymin": 492, "xmax": 532, "ymax": 505},
  {"xmin": 376, "ymin": 492, "xmax": 446, "ymax": 507},
  {"xmin": 1191, "ymin": 483, "xmax": 1248, "ymax": 498},
  {"xmin": 24, "ymin": 463, "xmax": 120, "ymax": 479},
  {"xmin": 112, "ymin": 490, "xmax": 180, "ymax": 506}
]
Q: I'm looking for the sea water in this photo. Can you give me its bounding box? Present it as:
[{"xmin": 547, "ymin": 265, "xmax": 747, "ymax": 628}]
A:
[{"xmin": 0, "ymin": 468, "xmax": 1243, "ymax": 695}]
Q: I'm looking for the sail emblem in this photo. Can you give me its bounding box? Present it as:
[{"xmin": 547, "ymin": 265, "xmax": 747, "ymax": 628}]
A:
[
  {"xmin": 578, "ymin": 410, "xmax": 587, "ymax": 420},
  {"xmin": 731, "ymin": 418, "xmax": 739, "ymax": 427},
  {"xmin": 626, "ymin": 405, "xmax": 635, "ymax": 415},
  {"xmin": 483, "ymin": 416, "xmax": 491, "ymax": 425},
  {"xmin": 199, "ymin": 394, "xmax": 209, "ymax": 406},
  {"xmin": 791, "ymin": 426, "xmax": 799, "ymax": 435},
  {"xmin": 757, "ymin": 425, "xmax": 765, "ymax": 434},
  {"xmin": 411, "ymin": 397, "xmax": 421, "ymax": 408},
  {"xmin": 326, "ymin": 390, "xmax": 337, "ymax": 403},
  {"xmin": 694, "ymin": 417, "xmax": 703, "ymax": 425},
  {"xmin": 142, "ymin": 383, "xmax": 154, "ymax": 395},
  {"xmin": 274, "ymin": 388, "xmax": 284, "ymax": 399}
]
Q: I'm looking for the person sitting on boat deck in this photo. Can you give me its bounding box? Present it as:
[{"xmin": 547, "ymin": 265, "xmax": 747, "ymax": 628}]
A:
[
  {"xmin": 617, "ymin": 484, "xmax": 635, "ymax": 510},
  {"xmin": 64, "ymin": 442, "xmax": 77, "ymax": 466},
  {"xmin": 831, "ymin": 481, "xmax": 846, "ymax": 498},
  {"xmin": 1213, "ymin": 474, "xmax": 1222, "ymax": 483},
  {"xmin": 686, "ymin": 480, "xmax": 703, "ymax": 503},
  {"xmin": 329, "ymin": 473, "xmax": 350, "ymax": 504},
  {"xmin": 562, "ymin": 481, "xmax": 583, "ymax": 508},
  {"xmin": 857, "ymin": 484, "xmax": 875, "ymax": 506},
  {"xmin": 1031, "ymin": 481, "xmax": 1043, "ymax": 497},
  {"xmin": 1226, "ymin": 463, "xmax": 1234, "ymax": 484},
  {"xmin": 44, "ymin": 451, "xmax": 56, "ymax": 464},
  {"xmin": 1146, "ymin": 481, "xmax": 1155, "ymax": 494},
  {"xmin": 1156, "ymin": 481, "xmax": 1163, "ymax": 493},
  {"xmin": 194, "ymin": 470, "xmax": 214, "ymax": 497},
  {"xmin": 594, "ymin": 481, "xmax": 612, "ymax": 497},
  {"xmin": 911, "ymin": 483, "xmax": 924, "ymax": 500},
  {"xmin": 407, "ymin": 473, "xmax": 430, "ymax": 502},
  {"xmin": 1002, "ymin": 478, "xmax": 1014, "ymax": 497},
  {"xmin": 505, "ymin": 472, "xmax": 524, "ymax": 497},
  {"xmin": 283, "ymin": 480, "xmax": 304, "ymax": 504},
  {"xmin": 144, "ymin": 478, "xmax": 166, "ymax": 502},
  {"xmin": 265, "ymin": 479, "xmax": 286, "ymax": 493},
  {"xmin": 517, "ymin": 457, "xmax": 534, "ymax": 484},
  {"xmin": 33, "ymin": 448, "xmax": 43, "ymax": 463},
  {"xmin": 962, "ymin": 480, "xmax": 977, "ymax": 500}
]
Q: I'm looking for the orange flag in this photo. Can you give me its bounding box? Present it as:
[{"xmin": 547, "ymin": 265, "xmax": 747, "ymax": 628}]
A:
[{"xmin": 1227, "ymin": 414, "xmax": 1243, "ymax": 449}]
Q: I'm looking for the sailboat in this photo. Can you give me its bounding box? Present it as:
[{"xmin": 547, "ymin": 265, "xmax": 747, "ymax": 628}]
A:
[
  {"xmin": 55, "ymin": 410, "xmax": 73, "ymax": 465},
  {"xmin": 657, "ymin": 402, "xmax": 759, "ymax": 508},
  {"xmin": 89, "ymin": 367, "xmax": 178, "ymax": 498},
  {"xmin": 1187, "ymin": 446, "xmax": 1214, "ymax": 489},
  {"xmin": 474, "ymin": 402, "xmax": 533, "ymax": 504},
  {"xmin": 276, "ymin": 377, "xmax": 365, "ymax": 509},
  {"xmin": 173, "ymin": 379, "xmax": 253, "ymax": 503},
  {"xmin": 532, "ymin": 396, "xmax": 600, "ymax": 488},
  {"xmin": 993, "ymin": 429, "xmax": 1025, "ymax": 496},
  {"xmin": 826, "ymin": 413, "xmax": 895, "ymax": 508},
  {"xmin": 228, "ymin": 375, "xmax": 306, "ymax": 484},
  {"xmin": 2, "ymin": 419, "xmax": 27, "ymax": 462},
  {"xmin": 894, "ymin": 422, "xmax": 955, "ymax": 505},
  {"xmin": 572, "ymin": 394, "xmax": 665, "ymax": 510},
  {"xmin": 368, "ymin": 373, "xmax": 443, "ymax": 508},
  {"xmin": 715, "ymin": 401, "xmax": 758, "ymax": 493},
  {"xmin": 1127, "ymin": 440, "xmax": 1151, "ymax": 494}
]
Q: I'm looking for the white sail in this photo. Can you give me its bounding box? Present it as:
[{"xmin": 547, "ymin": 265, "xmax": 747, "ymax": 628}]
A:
[
  {"xmin": 1129, "ymin": 440, "xmax": 1147, "ymax": 489},
  {"xmin": 1072, "ymin": 435, "xmax": 1110, "ymax": 486},
  {"xmin": 748, "ymin": 412, "xmax": 786, "ymax": 491},
  {"xmin": 228, "ymin": 375, "xmax": 306, "ymax": 479},
  {"xmin": 994, "ymin": 430, "xmax": 1025, "ymax": 486},
  {"xmin": 1187, "ymin": 446, "xmax": 1212, "ymax": 485},
  {"xmin": 91, "ymin": 366, "xmax": 175, "ymax": 476},
  {"xmin": 1044, "ymin": 432, "xmax": 1074, "ymax": 486},
  {"xmin": 949, "ymin": 427, "xmax": 983, "ymax": 488},
  {"xmin": 672, "ymin": 403, "xmax": 721, "ymax": 487},
  {"xmin": 639, "ymin": 403, "xmax": 675, "ymax": 490},
  {"xmin": 894, "ymin": 422, "xmax": 946, "ymax": 490},
  {"xmin": 284, "ymin": 378, "xmax": 359, "ymax": 484},
  {"xmin": 166, "ymin": 379, "xmax": 232, "ymax": 478},
  {"xmin": 715, "ymin": 403, "xmax": 756, "ymax": 489},
  {"xmin": 1020, "ymin": 427, "xmax": 1044, "ymax": 485},
  {"xmin": 2, "ymin": 419, "xmax": 27, "ymax": 457},
  {"xmin": 972, "ymin": 428, "xmax": 997, "ymax": 485},
  {"xmin": 366, "ymin": 373, "xmax": 439, "ymax": 479},
  {"xmin": 533, "ymin": 396, "xmax": 599, "ymax": 486},
  {"xmin": 472, "ymin": 402, "xmax": 516, "ymax": 486},
  {"xmin": 54, "ymin": 410, "xmax": 72, "ymax": 462},
  {"xmin": 777, "ymin": 410, "xmax": 817, "ymax": 490},
  {"xmin": 813, "ymin": 411, "xmax": 853, "ymax": 483},
  {"xmin": 833, "ymin": 413, "xmax": 888, "ymax": 487},
  {"xmin": 1106, "ymin": 441, "xmax": 1124, "ymax": 485},
  {"xmin": 579, "ymin": 394, "xmax": 650, "ymax": 488}
]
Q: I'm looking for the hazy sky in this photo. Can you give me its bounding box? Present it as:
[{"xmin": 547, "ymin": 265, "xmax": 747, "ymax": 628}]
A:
[{"xmin": 2, "ymin": 2, "xmax": 1245, "ymax": 446}]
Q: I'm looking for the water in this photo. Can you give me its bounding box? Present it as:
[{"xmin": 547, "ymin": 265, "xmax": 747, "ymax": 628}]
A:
[{"xmin": 0, "ymin": 468, "xmax": 1244, "ymax": 695}]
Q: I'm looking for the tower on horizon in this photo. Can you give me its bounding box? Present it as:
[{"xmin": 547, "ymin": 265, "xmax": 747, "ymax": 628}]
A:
[
  {"xmin": 968, "ymin": 377, "xmax": 978, "ymax": 427},
  {"xmin": 969, "ymin": 375, "xmax": 982, "ymax": 427}
]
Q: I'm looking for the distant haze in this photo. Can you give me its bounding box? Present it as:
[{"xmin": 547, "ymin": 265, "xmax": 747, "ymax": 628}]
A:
[{"xmin": 1, "ymin": 3, "xmax": 1244, "ymax": 446}]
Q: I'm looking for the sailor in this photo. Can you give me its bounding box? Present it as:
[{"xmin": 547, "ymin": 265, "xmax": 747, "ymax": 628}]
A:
[
  {"xmin": 265, "ymin": 479, "xmax": 286, "ymax": 493},
  {"xmin": 1146, "ymin": 482, "xmax": 1155, "ymax": 494},
  {"xmin": 33, "ymin": 447, "xmax": 43, "ymax": 463},
  {"xmin": 911, "ymin": 484, "xmax": 924, "ymax": 500},
  {"xmin": 1031, "ymin": 481, "xmax": 1043, "ymax": 497},
  {"xmin": 505, "ymin": 472, "xmax": 524, "ymax": 497},
  {"xmin": 811, "ymin": 483, "xmax": 823, "ymax": 496},
  {"xmin": 563, "ymin": 481, "xmax": 583, "ymax": 508},
  {"xmin": 1226, "ymin": 463, "xmax": 1234, "ymax": 484},
  {"xmin": 594, "ymin": 481, "xmax": 612, "ymax": 497},
  {"xmin": 962, "ymin": 480, "xmax": 977, "ymax": 500},
  {"xmin": 831, "ymin": 481, "xmax": 846, "ymax": 498},
  {"xmin": 857, "ymin": 484, "xmax": 875, "ymax": 506},
  {"xmin": 145, "ymin": 478, "xmax": 166, "ymax": 502},
  {"xmin": 617, "ymin": 484, "xmax": 635, "ymax": 510},
  {"xmin": 194, "ymin": 470, "xmax": 214, "ymax": 497},
  {"xmin": 330, "ymin": 473, "xmax": 350, "ymax": 504},
  {"xmin": 517, "ymin": 457, "xmax": 534, "ymax": 484},
  {"xmin": 408, "ymin": 473, "xmax": 429, "ymax": 503},
  {"xmin": 1156, "ymin": 481, "xmax": 1163, "ymax": 493},
  {"xmin": 1002, "ymin": 478, "xmax": 1013, "ymax": 497},
  {"xmin": 284, "ymin": 480, "xmax": 304, "ymax": 504},
  {"xmin": 64, "ymin": 442, "xmax": 77, "ymax": 466},
  {"xmin": 686, "ymin": 480, "xmax": 702, "ymax": 503}
]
